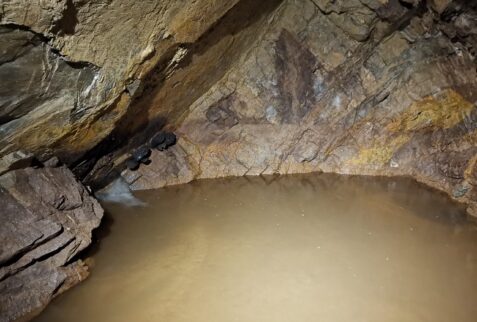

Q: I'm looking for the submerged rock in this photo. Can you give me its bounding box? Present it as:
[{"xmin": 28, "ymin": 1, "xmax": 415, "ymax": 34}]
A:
[{"xmin": 0, "ymin": 167, "xmax": 103, "ymax": 322}]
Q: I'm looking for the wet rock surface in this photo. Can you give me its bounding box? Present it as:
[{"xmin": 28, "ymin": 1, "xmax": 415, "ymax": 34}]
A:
[
  {"xmin": 0, "ymin": 166, "xmax": 103, "ymax": 322},
  {"xmin": 2, "ymin": 0, "xmax": 477, "ymax": 320},
  {"xmin": 2, "ymin": 1, "xmax": 476, "ymax": 197},
  {"xmin": 121, "ymin": 0, "xmax": 477, "ymax": 218},
  {"xmin": 0, "ymin": 0, "xmax": 241, "ymax": 162}
]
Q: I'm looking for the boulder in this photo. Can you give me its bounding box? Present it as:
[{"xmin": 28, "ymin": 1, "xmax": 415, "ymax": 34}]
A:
[{"xmin": 0, "ymin": 166, "xmax": 103, "ymax": 322}]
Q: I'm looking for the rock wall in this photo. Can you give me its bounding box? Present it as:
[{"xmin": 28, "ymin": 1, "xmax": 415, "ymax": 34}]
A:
[
  {"xmin": 0, "ymin": 0, "xmax": 243, "ymax": 163},
  {"xmin": 0, "ymin": 166, "xmax": 103, "ymax": 322},
  {"xmin": 2, "ymin": 1, "xmax": 477, "ymax": 319},
  {"xmin": 121, "ymin": 0, "xmax": 477, "ymax": 217},
  {"xmin": 3, "ymin": 1, "xmax": 476, "ymax": 214}
]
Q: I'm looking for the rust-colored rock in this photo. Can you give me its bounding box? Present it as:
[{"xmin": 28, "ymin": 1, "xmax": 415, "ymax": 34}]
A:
[
  {"xmin": 2, "ymin": 1, "xmax": 477, "ymax": 320},
  {"xmin": 121, "ymin": 0, "xmax": 477, "ymax": 219},
  {"xmin": 0, "ymin": 0, "xmax": 243, "ymax": 162}
]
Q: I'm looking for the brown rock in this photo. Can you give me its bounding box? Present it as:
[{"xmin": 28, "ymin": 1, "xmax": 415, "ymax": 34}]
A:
[
  {"xmin": 0, "ymin": 151, "xmax": 34, "ymax": 176},
  {"xmin": 2, "ymin": 1, "xmax": 477, "ymax": 317},
  {"xmin": 429, "ymin": 0, "xmax": 452, "ymax": 14},
  {"xmin": 0, "ymin": 0, "xmax": 243, "ymax": 163},
  {"xmin": 0, "ymin": 167, "xmax": 103, "ymax": 322},
  {"xmin": 122, "ymin": 0, "xmax": 477, "ymax": 219}
]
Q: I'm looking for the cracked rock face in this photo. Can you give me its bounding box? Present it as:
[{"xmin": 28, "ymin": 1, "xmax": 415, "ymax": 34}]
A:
[
  {"xmin": 120, "ymin": 0, "xmax": 477, "ymax": 217},
  {"xmin": 0, "ymin": 167, "xmax": 103, "ymax": 322},
  {"xmin": 2, "ymin": 0, "xmax": 477, "ymax": 320},
  {"xmin": 0, "ymin": 0, "xmax": 241, "ymax": 162}
]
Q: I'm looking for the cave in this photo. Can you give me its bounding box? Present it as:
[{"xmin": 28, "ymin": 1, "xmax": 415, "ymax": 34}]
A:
[{"xmin": 1, "ymin": 0, "xmax": 477, "ymax": 321}]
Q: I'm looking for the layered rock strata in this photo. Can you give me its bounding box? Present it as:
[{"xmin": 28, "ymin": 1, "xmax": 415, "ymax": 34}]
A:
[
  {"xmin": 2, "ymin": 1, "xmax": 476, "ymax": 218},
  {"xmin": 0, "ymin": 166, "xmax": 103, "ymax": 322},
  {"xmin": 120, "ymin": 0, "xmax": 477, "ymax": 218},
  {"xmin": 1, "ymin": 0, "xmax": 477, "ymax": 320},
  {"xmin": 0, "ymin": 0, "xmax": 243, "ymax": 162}
]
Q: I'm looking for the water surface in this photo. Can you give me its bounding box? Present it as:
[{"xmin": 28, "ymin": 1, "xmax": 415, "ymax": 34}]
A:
[{"xmin": 35, "ymin": 174, "xmax": 477, "ymax": 322}]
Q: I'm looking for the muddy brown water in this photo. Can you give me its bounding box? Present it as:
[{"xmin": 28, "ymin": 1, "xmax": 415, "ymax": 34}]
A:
[{"xmin": 34, "ymin": 174, "xmax": 477, "ymax": 322}]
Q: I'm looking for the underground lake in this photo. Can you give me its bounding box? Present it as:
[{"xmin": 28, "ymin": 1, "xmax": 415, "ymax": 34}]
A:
[{"xmin": 33, "ymin": 173, "xmax": 477, "ymax": 322}]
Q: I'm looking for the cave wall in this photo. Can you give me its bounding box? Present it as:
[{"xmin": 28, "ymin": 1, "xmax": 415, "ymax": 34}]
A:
[
  {"xmin": 1, "ymin": 0, "xmax": 477, "ymax": 321},
  {"xmin": 2, "ymin": 1, "xmax": 476, "ymax": 217},
  {"xmin": 120, "ymin": 0, "xmax": 477, "ymax": 217},
  {"xmin": 0, "ymin": 0, "xmax": 243, "ymax": 163}
]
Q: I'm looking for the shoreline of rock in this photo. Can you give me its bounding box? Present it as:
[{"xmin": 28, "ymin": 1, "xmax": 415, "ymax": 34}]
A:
[{"xmin": 0, "ymin": 166, "xmax": 103, "ymax": 322}]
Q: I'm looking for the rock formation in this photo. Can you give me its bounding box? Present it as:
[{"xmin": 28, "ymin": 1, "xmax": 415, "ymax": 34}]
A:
[
  {"xmin": 121, "ymin": 0, "xmax": 477, "ymax": 218},
  {"xmin": 0, "ymin": 0, "xmax": 248, "ymax": 163},
  {"xmin": 1, "ymin": 0, "xmax": 477, "ymax": 320},
  {"xmin": 0, "ymin": 165, "xmax": 103, "ymax": 322}
]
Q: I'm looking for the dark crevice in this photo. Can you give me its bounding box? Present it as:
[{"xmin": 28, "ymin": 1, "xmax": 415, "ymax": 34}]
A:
[
  {"xmin": 51, "ymin": 0, "xmax": 79, "ymax": 36},
  {"xmin": 0, "ymin": 226, "xmax": 64, "ymax": 270},
  {"xmin": 0, "ymin": 115, "xmax": 15, "ymax": 126},
  {"xmin": 0, "ymin": 23, "xmax": 51, "ymax": 42},
  {"xmin": 0, "ymin": 23, "xmax": 100, "ymax": 70},
  {"xmin": 0, "ymin": 236, "xmax": 76, "ymax": 282},
  {"xmin": 36, "ymin": 237, "xmax": 75, "ymax": 263},
  {"xmin": 67, "ymin": 212, "xmax": 114, "ymax": 264},
  {"xmin": 49, "ymin": 48, "xmax": 99, "ymax": 70},
  {"xmin": 398, "ymin": 0, "xmax": 415, "ymax": 10}
]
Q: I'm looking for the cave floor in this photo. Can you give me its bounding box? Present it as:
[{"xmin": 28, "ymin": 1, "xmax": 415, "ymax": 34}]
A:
[{"xmin": 35, "ymin": 173, "xmax": 477, "ymax": 322}]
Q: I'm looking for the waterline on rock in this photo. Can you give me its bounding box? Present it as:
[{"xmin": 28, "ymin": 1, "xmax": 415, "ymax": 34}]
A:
[{"xmin": 36, "ymin": 173, "xmax": 477, "ymax": 322}]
